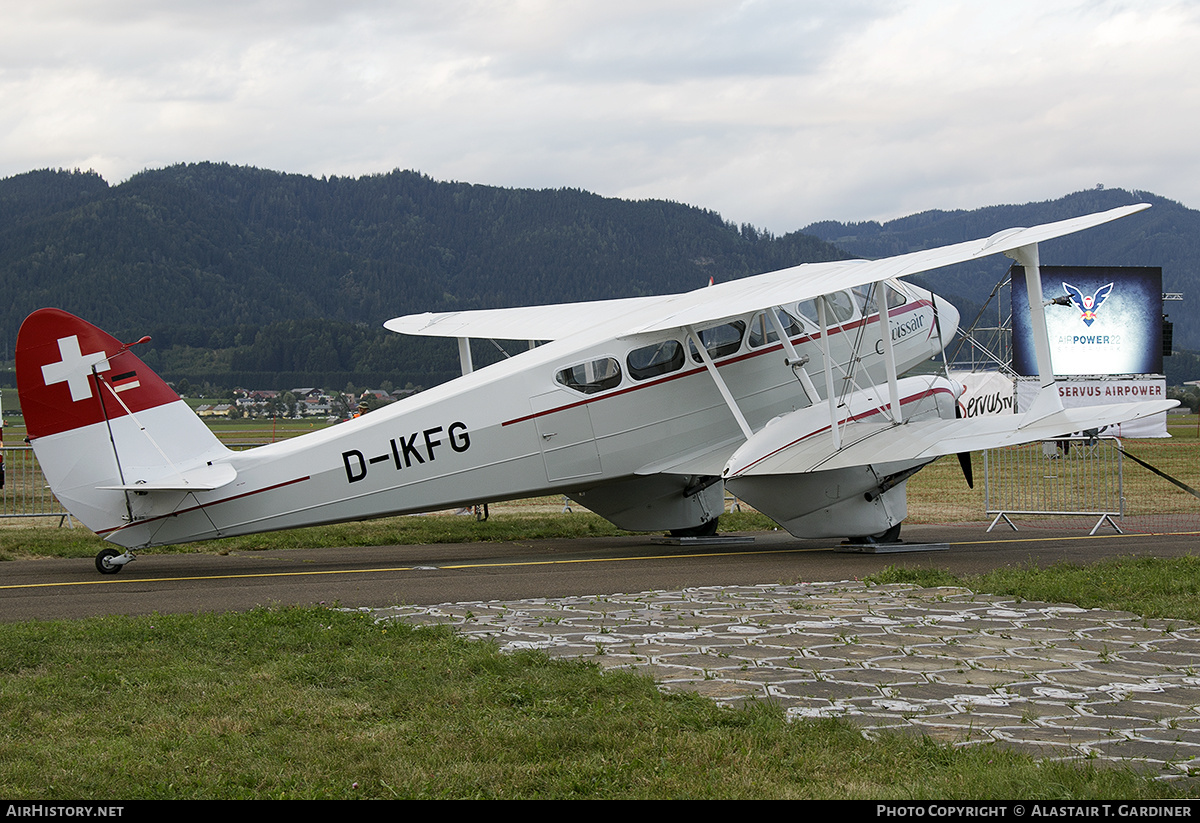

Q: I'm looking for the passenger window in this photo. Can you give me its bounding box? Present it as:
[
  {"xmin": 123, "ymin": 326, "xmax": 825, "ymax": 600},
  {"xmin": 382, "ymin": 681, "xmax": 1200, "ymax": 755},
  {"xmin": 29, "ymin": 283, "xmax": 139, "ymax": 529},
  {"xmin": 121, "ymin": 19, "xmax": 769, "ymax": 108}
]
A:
[
  {"xmin": 689, "ymin": 321, "xmax": 745, "ymax": 362},
  {"xmin": 852, "ymin": 285, "xmax": 877, "ymax": 316},
  {"xmin": 852, "ymin": 282, "xmax": 908, "ymax": 314},
  {"xmin": 792, "ymin": 300, "xmax": 819, "ymax": 326},
  {"xmin": 748, "ymin": 310, "xmax": 802, "ymax": 348},
  {"xmin": 627, "ymin": 340, "xmax": 685, "ymax": 380},
  {"xmin": 820, "ymin": 291, "xmax": 857, "ymax": 324},
  {"xmin": 555, "ymin": 357, "xmax": 622, "ymax": 394}
]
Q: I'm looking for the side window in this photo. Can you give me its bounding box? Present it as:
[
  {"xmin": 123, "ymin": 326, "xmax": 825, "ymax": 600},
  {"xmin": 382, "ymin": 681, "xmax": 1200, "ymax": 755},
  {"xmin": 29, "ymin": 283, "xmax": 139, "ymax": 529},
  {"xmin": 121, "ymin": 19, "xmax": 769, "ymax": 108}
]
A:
[
  {"xmin": 852, "ymin": 285, "xmax": 877, "ymax": 316},
  {"xmin": 748, "ymin": 309, "xmax": 802, "ymax": 348},
  {"xmin": 689, "ymin": 321, "xmax": 745, "ymax": 362},
  {"xmin": 792, "ymin": 299, "xmax": 819, "ymax": 326},
  {"xmin": 555, "ymin": 357, "xmax": 622, "ymax": 395},
  {"xmin": 627, "ymin": 340, "xmax": 685, "ymax": 380},
  {"xmin": 852, "ymin": 282, "xmax": 907, "ymax": 314},
  {"xmin": 820, "ymin": 291, "xmax": 857, "ymax": 324}
]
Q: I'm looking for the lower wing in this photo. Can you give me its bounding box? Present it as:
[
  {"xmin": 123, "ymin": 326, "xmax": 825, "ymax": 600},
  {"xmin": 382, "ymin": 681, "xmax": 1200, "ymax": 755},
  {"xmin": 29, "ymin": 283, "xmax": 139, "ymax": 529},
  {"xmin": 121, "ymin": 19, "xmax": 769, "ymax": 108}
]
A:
[{"xmin": 726, "ymin": 397, "xmax": 1176, "ymax": 478}]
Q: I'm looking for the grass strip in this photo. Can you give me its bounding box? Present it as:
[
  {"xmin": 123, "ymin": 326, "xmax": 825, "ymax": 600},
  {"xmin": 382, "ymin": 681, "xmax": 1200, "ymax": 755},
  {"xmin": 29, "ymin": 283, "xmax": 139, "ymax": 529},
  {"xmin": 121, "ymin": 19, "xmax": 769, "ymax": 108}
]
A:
[
  {"xmin": 870, "ymin": 555, "xmax": 1200, "ymax": 625},
  {"xmin": 0, "ymin": 604, "xmax": 1184, "ymax": 800}
]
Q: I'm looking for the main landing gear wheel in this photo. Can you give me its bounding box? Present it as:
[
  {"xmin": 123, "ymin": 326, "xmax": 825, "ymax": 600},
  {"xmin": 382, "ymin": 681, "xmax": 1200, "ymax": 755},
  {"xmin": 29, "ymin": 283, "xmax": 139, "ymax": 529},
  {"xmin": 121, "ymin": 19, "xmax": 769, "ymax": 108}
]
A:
[
  {"xmin": 669, "ymin": 518, "xmax": 720, "ymax": 538},
  {"xmin": 849, "ymin": 523, "xmax": 902, "ymax": 545},
  {"xmin": 95, "ymin": 548, "xmax": 123, "ymax": 575}
]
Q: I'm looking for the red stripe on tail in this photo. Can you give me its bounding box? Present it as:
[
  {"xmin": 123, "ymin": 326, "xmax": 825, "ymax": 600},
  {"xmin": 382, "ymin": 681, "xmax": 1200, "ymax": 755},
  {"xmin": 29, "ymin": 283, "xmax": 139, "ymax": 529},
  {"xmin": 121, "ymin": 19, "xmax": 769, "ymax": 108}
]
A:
[{"xmin": 17, "ymin": 309, "xmax": 181, "ymax": 439}]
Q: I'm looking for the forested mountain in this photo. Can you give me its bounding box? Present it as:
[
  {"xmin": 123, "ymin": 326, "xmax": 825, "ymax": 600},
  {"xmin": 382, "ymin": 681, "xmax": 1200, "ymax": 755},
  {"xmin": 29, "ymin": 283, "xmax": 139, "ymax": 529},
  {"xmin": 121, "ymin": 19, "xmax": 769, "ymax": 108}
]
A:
[
  {"xmin": 0, "ymin": 164, "xmax": 846, "ymax": 388},
  {"xmin": 3, "ymin": 166, "xmax": 1197, "ymax": 391}
]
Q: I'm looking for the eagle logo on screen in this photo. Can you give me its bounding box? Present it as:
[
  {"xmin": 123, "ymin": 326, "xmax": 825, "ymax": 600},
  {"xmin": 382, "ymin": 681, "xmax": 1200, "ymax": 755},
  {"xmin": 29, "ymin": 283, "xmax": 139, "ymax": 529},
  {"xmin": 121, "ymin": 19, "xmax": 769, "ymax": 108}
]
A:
[{"xmin": 1062, "ymin": 282, "xmax": 1114, "ymax": 327}]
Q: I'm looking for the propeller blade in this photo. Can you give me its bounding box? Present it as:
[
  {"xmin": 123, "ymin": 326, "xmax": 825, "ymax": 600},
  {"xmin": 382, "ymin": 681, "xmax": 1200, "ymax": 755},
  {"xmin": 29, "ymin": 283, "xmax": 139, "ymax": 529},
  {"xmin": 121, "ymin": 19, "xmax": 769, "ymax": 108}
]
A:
[{"xmin": 957, "ymin": 451, "xmax": 974, "ymax": 489}]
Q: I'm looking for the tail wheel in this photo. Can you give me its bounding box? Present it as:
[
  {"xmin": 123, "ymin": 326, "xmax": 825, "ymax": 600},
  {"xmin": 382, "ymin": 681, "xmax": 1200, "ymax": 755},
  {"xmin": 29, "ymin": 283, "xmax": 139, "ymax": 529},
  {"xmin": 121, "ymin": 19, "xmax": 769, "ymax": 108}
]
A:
[{"xmin": 95, "ymin": 548, "xmax": 123, "ymax": 575}]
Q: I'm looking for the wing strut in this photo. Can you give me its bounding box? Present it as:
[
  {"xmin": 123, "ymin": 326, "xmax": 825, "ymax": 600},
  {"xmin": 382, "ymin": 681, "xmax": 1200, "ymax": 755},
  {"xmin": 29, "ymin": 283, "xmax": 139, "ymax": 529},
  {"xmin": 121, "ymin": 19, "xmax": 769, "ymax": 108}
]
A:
[
  {"xmin": 1006, "ymin": 243, "xmax": 1064, "ymax": 423},
  {"xmin": 457, "ymin": 338, "xmax": 474, "ymax": 376},
  {"xmin": 766, "ymin": 308, "xmax": 818, "ymax": 405},
  {"xmin": 816, "ymin": 298, "xmax": 842, "ymax": 450},
  {"xmin": 685, "ymin": 325, "xmax": 753, "ymax": 441},
  {"xmin": 876, "ymin": 282, "xmax": 903, "ymax": 425},
  {"xmin": 90, "ymin": 365, "xmax": 135, "ymax": 524}
]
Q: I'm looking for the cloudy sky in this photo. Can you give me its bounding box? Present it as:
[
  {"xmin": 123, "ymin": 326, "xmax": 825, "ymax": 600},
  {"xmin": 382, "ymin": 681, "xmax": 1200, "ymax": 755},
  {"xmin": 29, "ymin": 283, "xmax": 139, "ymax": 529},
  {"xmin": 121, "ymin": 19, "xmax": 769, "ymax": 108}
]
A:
[{"xmin": 4, "ymin": 0, "xmax": 1198, "ymax": 233}]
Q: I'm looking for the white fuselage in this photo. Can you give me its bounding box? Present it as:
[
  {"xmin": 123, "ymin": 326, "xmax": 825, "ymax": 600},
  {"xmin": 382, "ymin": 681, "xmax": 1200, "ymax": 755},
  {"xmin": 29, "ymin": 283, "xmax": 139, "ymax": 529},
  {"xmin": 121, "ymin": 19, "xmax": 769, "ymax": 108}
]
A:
[{"xmin": 88, "ymin": 282, "xmax": 957, "ymax": 547}]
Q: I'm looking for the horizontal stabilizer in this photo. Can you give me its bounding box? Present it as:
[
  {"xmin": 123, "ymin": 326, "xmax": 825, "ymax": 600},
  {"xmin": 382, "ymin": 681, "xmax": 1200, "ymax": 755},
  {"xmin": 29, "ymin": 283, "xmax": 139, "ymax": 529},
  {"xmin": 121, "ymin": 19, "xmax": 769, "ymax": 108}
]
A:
[
  {"xmin": 726, "ymin": 399, "xmax": 1176, "ymax": 478},
  {"xmin": 98, "ymin": 462, "xmax": 237, "ymax": 492}
]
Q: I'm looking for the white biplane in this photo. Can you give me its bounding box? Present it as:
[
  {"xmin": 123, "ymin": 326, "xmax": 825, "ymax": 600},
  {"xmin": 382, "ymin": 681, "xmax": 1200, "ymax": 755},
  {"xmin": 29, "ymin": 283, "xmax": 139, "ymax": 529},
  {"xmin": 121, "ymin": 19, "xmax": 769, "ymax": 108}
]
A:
[{"xmin": 15, "ymin": 204, "xmax": 1174, "ymax": 574}]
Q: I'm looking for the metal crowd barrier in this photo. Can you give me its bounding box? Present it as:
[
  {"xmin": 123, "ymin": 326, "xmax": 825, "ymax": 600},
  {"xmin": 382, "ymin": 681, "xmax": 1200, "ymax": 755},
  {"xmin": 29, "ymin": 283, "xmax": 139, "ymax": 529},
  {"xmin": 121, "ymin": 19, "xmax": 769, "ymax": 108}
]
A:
[
  {"xmin": 983, "ymin": 437, "xmax": 1124, "ymax": 534},
  {"xmin": 0, "ymin": 443, "xmax": 267, "ymax": 522},
  {"xmin": 0, "ymin": 445, "xmax": 69, "ymax": 518}
]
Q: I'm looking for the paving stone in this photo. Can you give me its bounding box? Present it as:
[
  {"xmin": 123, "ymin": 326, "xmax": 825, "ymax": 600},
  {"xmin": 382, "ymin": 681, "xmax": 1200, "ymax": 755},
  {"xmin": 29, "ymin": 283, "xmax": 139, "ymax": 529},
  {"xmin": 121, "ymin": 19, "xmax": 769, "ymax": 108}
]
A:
[
  {"xmin": 933, "ymin": 668, "xmax": 1029, "ymax": 688},
  {"xmin": 374, "ymin": 581, "xmax": 1200, "ymax": 779}
]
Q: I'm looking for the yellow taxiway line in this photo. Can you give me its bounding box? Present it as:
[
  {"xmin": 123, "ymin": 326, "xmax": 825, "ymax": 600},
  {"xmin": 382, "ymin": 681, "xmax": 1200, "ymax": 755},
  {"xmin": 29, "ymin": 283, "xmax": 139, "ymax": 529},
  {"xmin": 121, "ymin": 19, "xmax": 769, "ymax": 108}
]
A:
[{"xmin": 4, "ymin": 528, "xmax": 1194, "ymax": 591}]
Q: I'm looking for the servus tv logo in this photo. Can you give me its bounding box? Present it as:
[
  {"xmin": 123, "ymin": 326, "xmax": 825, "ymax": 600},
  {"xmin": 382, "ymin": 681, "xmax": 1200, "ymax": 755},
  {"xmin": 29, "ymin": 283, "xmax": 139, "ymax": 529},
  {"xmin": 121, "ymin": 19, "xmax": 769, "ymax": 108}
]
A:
[{"xmin": 1062, "ymin": 282, "xmax": 1114, "ymax": 327}]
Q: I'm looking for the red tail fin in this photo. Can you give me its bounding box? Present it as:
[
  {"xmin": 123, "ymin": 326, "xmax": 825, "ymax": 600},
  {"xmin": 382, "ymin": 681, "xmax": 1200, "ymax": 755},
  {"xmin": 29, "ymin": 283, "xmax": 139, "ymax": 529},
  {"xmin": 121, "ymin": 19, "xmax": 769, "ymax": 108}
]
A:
[
  {"xmin": 16, "ymin": 309, "xmax": 231, "ymax": 542},
  {"xmin": 17, "ymin": 308, "xmax": 181, "ymax": 440}
]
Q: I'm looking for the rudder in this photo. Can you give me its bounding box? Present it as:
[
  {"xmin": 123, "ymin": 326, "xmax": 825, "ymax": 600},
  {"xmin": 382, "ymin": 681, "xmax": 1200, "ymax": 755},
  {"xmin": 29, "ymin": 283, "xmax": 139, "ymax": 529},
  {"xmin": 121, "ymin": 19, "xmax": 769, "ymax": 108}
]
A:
[{"xmin": 16, "ymin": 309, "xmax": 232, "ymax": 537}]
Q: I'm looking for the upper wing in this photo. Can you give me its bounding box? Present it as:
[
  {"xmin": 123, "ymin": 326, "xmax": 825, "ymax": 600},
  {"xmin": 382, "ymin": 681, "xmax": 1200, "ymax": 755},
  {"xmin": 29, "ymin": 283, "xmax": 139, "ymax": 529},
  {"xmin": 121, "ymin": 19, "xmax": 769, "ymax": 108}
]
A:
[
  {"xmin": 384, "ymin": 295, "xmax": 664, "ymax": 341},
  {"xmin": 629, "ymin": 204, "xmax": 1149, "ymax": 336},
  {"xmin": 385, "ymin": 204, "xmax": 1150, "ymax": 341}
]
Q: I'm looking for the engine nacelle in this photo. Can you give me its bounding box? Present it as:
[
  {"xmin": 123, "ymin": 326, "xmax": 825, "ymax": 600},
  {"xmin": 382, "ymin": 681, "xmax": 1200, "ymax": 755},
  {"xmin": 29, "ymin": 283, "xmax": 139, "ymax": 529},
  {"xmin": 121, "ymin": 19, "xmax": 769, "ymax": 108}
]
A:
[
  {"xmin": 724, "ymin": 375, "xmax": 961, "ymax": 539},
  {"xmin": 571, "ymin": 473, "xmax": 725, "ymax": 533}
]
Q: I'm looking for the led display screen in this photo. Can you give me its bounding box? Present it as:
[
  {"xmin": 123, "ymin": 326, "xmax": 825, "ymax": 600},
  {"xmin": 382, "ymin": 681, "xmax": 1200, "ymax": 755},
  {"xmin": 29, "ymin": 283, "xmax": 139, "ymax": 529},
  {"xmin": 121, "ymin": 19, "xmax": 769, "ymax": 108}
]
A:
[{"xmin": 1011, "ymin": 266, "xmax": 1163, "ymax": 376}]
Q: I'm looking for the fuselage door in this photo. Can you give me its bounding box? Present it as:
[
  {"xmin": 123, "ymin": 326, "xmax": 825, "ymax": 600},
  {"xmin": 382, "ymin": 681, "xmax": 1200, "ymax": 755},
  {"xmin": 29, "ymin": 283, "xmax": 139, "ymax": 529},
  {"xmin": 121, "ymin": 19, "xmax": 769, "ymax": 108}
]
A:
[{"xmin": 530, "ymin": 391, "xmax": 603, "ymax": 481}]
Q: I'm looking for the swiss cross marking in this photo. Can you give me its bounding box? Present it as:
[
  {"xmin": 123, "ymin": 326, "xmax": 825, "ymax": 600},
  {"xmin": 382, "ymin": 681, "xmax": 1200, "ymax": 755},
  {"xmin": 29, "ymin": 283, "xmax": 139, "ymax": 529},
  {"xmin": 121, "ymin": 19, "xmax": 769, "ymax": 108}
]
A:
[{"xmin": 41, "ymin": 335, "xmax": 110, "ymax": 402}]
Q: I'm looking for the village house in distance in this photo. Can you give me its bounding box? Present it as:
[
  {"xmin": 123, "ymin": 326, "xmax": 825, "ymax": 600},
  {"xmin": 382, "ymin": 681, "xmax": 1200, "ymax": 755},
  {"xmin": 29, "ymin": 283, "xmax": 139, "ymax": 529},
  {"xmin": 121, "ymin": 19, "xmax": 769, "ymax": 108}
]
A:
[{"xmin": 191, "ymin": 386, "xmax": 419, "ymax": 421}]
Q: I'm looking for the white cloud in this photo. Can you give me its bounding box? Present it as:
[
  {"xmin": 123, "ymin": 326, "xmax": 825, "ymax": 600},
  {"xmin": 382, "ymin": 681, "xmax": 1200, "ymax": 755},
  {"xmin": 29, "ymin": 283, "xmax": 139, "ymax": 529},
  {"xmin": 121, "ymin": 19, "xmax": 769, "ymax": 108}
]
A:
[{"xmin": 2, "ymin": 0, "xmax": 1198, "ymax": 232}]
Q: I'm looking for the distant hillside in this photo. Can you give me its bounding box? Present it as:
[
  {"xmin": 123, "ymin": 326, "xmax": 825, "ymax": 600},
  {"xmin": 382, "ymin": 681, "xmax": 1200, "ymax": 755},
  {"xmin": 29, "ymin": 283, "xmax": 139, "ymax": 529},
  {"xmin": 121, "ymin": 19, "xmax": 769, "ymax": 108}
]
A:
[
  {"xmin": 803, "ymin": 187, "xmax": 1200, "ymax": 352},
  {"xmin": 0, "ymin": 164, "xmax": 847, "ymax": 329},
  {"xmin": 0, "ymin": 163, "xmax": 847, "ymax": 388},
  {"xmin": 3, "ymin": 167, "xmax": 1197, "ymax": 390}
]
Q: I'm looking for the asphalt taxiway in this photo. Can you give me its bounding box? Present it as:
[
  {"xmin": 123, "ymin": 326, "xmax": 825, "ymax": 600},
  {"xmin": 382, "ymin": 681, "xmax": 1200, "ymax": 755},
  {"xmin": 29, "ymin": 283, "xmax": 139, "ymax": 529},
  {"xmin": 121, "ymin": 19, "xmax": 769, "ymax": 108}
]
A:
[{"xmin": 2, "ymin": 523, "xmax": 1196, "ymax": 623}]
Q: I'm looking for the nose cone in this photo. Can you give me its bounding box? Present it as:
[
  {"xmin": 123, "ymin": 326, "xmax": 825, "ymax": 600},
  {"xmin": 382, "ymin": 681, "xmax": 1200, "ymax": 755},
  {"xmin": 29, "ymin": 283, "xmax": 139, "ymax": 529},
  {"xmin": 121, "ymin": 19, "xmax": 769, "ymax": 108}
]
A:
[{"xmin": 933, "ymin": 293, "xmax": 960, "ymax": 347}]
